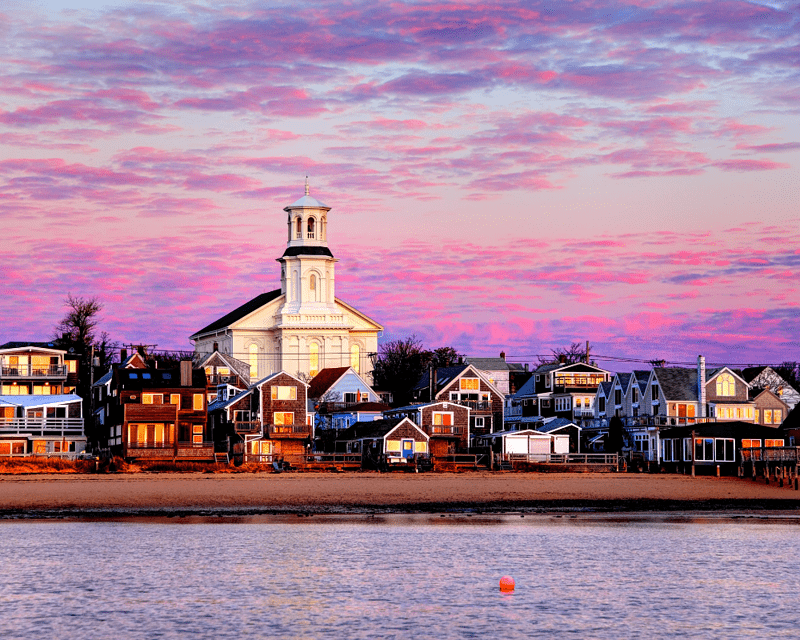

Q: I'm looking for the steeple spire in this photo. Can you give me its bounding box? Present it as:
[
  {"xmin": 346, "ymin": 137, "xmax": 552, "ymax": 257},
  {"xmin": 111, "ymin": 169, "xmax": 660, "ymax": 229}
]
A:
[{"xmin": 305, "ymin": 175, "xmax": 309, "ymax": 196}]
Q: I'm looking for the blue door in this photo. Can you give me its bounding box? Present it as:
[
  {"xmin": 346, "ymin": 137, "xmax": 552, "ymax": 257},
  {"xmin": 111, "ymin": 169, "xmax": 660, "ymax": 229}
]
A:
[{"xmin": 402, "ymin": 439, "xmax": 414, "ymax": 460}]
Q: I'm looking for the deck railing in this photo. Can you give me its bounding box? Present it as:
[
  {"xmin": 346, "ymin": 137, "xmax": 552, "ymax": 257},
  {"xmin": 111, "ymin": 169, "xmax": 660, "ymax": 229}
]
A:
[
  {"xmin": 267, "ymin": 425, "xmax": 312, "ymax": 437},
  {"xmin": 0, "ymin": 418, "xmax": 84, "ymax": 437},
  {"xmin": 428, "ymin": 425, "xmax": 464, "ymax": 435},
  {"xmin": 1, "ymin": 365, "xmax": 67, "ymax": 378},
  {"xmin": 508, "ymin": 453, "xmax": 619, "ymax": 465},
  {"xmin": 740, "ymin": 446, "xmax": 799, "ymax": 463},
  {"xmin": 234, "ymin": 421, "xmax": 261, "ymax": 434}
]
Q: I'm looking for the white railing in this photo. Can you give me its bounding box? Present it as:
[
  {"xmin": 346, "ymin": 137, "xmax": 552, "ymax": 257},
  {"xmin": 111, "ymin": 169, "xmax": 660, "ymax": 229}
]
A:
[{"xmin": 0, "ymin": 418, "xmax": 85, "ymax": 437}]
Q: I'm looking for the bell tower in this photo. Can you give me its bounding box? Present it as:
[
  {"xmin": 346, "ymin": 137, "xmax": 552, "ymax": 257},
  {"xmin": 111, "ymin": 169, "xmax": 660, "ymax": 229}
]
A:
[{"xmin": 277, "ymin": 178, "xmax": 338, "ymax": 315}]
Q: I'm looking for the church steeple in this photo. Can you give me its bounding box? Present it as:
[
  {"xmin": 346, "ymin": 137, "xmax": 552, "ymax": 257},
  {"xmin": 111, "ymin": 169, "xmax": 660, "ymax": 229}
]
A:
[{"xmin": 277, "ymin": 181, "xmax": 337, "ymax": 313}]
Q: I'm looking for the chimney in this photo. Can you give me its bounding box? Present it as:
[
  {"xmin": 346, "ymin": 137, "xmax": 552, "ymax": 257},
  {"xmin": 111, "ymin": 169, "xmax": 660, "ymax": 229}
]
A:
[
  {"xmin": 120, "ymin": 348, "xmax": 127, "ymax": 363},
  {"xmin": 428, "ymin": 365, "xmax": 435, "ymax": 402},
  {"xmin": 524, "ymin": 363, "xmax": 529, "ymax": 372},
  {"xmin": 697, "ymin": 355, "xmax": 706, "ymax": 418},
  {"xmin": 213, "ymin": 341, "xmax": 218, "ymax": 352},
  {"xmin": 500, "ymin": 351, "xmax": 506, "ymax": 360},
  {"xmin": 181, "ymin": 360, "xmax": 192, "ymax": 387},
  {"xmin": 559, "ymin": 354, "xmax": 566, "ymax": 364}
]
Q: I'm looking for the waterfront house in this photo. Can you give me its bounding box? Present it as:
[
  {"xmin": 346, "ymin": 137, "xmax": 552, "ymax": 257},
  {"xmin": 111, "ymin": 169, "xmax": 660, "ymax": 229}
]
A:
[
  {"xmin": 384, "ymin": 400, "xmax": 470, "ymax": 458},
  {"xmin": 660, "ymin": 421, "xmax": 785, "ymax": 475},
  {"xmin": 475, "ymin": 429, "xmax": 569, "ymax": 462},
  {"xmin": 308, "ymin": 366, "xmax": 383, "ymax": 431},
  {"xmin": 742, "ymin": 366, "xmax": 800, "ymax": 412},
  {"xmin": 0, "ymin": 341, "xmax": 79, "ymax": 396},
  {"xmin": 412, "ymin": 364, "xmax": 504, "ymax": 437},
  {"xmin": 109, "ymin": 361, "xmax": 212, "ymax": 461},
  {"xmin": 0, "ymin": 393, "xmax": 85, "ymax": 458},
  {"xmin": 749, "ymin": 388, "xmax": 789, "ymax": 427},
  {"xmin": 463, "ymin": 353, "xmax": 530, "ymax": 396},
  {"xmin": 334, "ymin": 417, "xmax": 429, "ymax": 468}
]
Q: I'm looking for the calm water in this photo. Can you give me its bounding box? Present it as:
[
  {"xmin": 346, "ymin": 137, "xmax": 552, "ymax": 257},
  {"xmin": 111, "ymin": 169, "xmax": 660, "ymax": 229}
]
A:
[{"xmin": 1, "ymin": 515, "xmax": 798, "ymax": 639}]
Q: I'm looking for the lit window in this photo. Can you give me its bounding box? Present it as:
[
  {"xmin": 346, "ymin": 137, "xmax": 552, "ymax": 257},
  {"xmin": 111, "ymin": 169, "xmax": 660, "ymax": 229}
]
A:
[
  {"xmin": 432, "ymin": 412, "xmax": 453, "ymax": 426},
  {"xmin": 271, "ymin": 386, "xmax": 297, "ymax": 400},
  {"xmin": 170, "ymin": 394, "xmax": 180, "ymax": 405},
  {"xmin": 249, "ymin": 344, "xmax": 258, "ymax": 379},
  {"xmin": 765, "ymin": 439, "xmax": 784, "ymax": 447},
  {"xmin": 774, "ymin": 410, "xmax": 782, "ymax": 424},
  {"xmin": 350, "ymin": 344, "xmax": 360, "ymax": 373},
  {"xmin": 67, "ymin": 360, "xmax": 77, "ymax": 373},
  {"xmin": 460, "ymin": 378, "xmax": 480, "ymax": 391},
  {"xmin": 274, "ymin": 412, "xmax": 294, "ymax": 425},
  {"xmin": 309, "ymin": 343, "xmax": 319, "ymax": 377},
  {"xmin": 716, "ymin": 373, "xmax": 735, "ymax": 397},
  {"xmin": 193, "ymin": 394, "xmax": 203, "ymax": 411}
]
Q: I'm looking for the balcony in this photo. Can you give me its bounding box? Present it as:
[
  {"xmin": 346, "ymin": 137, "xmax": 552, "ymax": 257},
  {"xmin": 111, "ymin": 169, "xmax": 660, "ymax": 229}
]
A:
[
  {"xmin": 428, "ymin": 425, "xmax": 464, "ymax": 436},
  {"xmin": 0, "ymin": 418, "xmax": 85, "ymax": 437},
  {"xmin": 268, "ymin": 424, "xmax": 312, "ymax": 438},
  {"xmin": 553, "ymin": 382, "xmax": 604, "ymax": 392},
  {"xmin": 453, "ymin": 400, "xmax": 491, "ymax": 411},
  {"xmin": 1, "ymin": 365, "xmax": 67, "ymax": 379},
  {"xmin": 234, "ymin": 421, "xmax": 261, "ymax": 434},
  {"xmin": 208, "ymin": 373, "xmax": 245, "ymax": 387}
]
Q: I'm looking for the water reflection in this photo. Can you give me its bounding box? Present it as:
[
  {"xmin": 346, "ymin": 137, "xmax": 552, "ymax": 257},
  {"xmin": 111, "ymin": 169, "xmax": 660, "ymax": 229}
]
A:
[{"xmin": 0, "ymin": 518, "xmax": 798, "ymax": 639}]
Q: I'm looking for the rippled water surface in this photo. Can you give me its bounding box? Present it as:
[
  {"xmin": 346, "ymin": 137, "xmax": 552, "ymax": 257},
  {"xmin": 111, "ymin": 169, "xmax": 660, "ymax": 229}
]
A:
[{"xmin": 1, "ymin": 516, "xmax": 798, "ymax": 639}]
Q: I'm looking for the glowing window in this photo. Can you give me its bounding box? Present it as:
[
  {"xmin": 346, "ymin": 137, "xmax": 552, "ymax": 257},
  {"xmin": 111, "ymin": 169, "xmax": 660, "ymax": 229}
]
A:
[
  {"xmin": 309, "ymin": 343, "xmax": 319, "ymax": 377},
  {"xmin": 249, "ymin": 344, "xmax": 258, "ymax": 379},
  {"xmin": 274, "ymin": 412, "xmax": 294, "ymax": 425},
  {"xmin": 350, "ymin": 344, "xmax": 360, "ymax": 373},
  {"xmin": 432, "ymin": 412, "xmax": 453, "ymax": 426},
  {"xmin": 271, "ymin": 386, "xmax": 297, "ymax": 400},
  {"xmin": 170, "ymin": 394, "xmax": 180, "ymax": 405},
  {"xmin": 716, "ymin": 373, "xmax": 735, "ymax": 397},
  {"xmin": 460, "ymin": 378, "xmax": 480, "ymax": 391},
  {"xmin": 193, "ymin": 394, "xmax": 204, "ymax": 411}
]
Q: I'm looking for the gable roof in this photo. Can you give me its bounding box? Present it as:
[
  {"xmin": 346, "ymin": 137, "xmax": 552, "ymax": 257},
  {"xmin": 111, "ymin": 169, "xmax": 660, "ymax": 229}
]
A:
[
  {"xmin": 208, "ymin": 387, "xmax": 254, "ymax": 412},
  {"xmin": 538, "ymin": 417, "xmax": 581, "ymax": 433},
  {"xmin": 615, "ymin": 372, "xmax": 632, "ymax": 392},
  {"xmin": 465, "ymin": 357, "xmax": 525, "ymax": 372},
  {"xmin": 195, "ymin": 351, "xmax": 251, "ymax": 383},
  {"xmin": 653, "ymin": 367, "xmax": 698, "ymax": 402},
  {"xmin": 252, "ymin": 370, "xmax": 309, "ymax": 389},
  {"xmin": 633, "ymin": 370, "xmax": 651, "ymax": 394},
  {"xmin": 189, "ymin": 289, "xmax": 283, "ymax": 339},
  {"xmin": 598, "ymin": 381, "xmax": 613, "ymax": 398},
  {"xmin": 308, "ymin": 367, "xmax": 351, "ymax": 398},
  {"xmin": 0, "ymin": 341, "xmax": 66, "ymax": 352},
  {"xmin": 0, "ymin": 393, "xmax": 83, "ymax": 408},
  {"xmin": 336, "ymin": 417, "xmax": 427, "ymax": 441}
]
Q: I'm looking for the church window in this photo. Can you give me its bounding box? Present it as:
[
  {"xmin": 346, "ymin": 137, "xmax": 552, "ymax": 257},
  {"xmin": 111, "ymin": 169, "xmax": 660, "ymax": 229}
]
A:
[
  {"xmin": 310, "ymin": 274, "xmax": 318, "ymax": 301},
  {"xmin": 307, "ymin": 217, "xmax": 316, "ymax": 239},
  {"xmin": 309, "ymin": 343, "xmax": 319, "ymax": 377},
  {"xmin": 296, "ymin": 217, "xmax": 302, "ymax": 239},
  {"xmin": 716, "ymin": 373, "xmax": 735, "ymax": 397},
  {"xmin": 350, "ymin": 344, "xmax": 360, "ymax": 373},
  {"xmin": 249, "ymin": 344, "xmax": 258, "ymax": 379}
]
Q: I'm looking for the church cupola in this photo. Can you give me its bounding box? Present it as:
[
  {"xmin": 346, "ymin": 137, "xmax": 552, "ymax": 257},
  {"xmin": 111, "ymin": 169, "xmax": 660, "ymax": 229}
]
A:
[
  {"xmin": 283, "ymin": 177, "xmax": 332, "ymax": 255},
  {"xmin": 277, "ymin": 179, "xmax": 338, "ymax": 312}
]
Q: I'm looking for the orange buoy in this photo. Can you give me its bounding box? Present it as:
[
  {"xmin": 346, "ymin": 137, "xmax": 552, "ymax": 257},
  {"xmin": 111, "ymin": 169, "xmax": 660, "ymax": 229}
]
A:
[{"xmin": 499, "ymin": 575, "xmax": 515, "ymax": 592}]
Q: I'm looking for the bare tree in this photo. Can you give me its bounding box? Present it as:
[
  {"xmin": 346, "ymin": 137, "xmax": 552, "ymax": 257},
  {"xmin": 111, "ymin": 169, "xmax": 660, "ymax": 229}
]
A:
[
  {"xmin": 55, "ymin": 294, "xmax": 103, "ymax": 351},
  {"xmin": 538, "ymin": 342, "xmax": 587, "ymax": 366}
]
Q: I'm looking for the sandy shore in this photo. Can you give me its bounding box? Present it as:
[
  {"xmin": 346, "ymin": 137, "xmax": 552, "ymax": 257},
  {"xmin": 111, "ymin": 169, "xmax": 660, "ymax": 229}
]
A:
[{"xmin": 2, "ymin": 472, "xmax": 800, "ymax": 517}]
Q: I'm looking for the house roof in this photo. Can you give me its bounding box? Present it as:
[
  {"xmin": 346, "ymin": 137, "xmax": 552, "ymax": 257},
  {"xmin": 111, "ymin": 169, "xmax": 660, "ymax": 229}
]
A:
[
  {"xmin": 252, "ymin": 370, "xmax": 309, "ymax": 389},
  {"xmin": 538, "ymin": 417, "xmax": 581, "ymax": 433},
  {"xmin": 653, "ymin": 367, "xmax": 698, "ymax": 402},
  {"xmin": 511, "ymin": 375, "xmax": 537, "ymax": 399},
  {"xmin": 114, "ymin": 367, "xmax": 206, "ymax": 389},
  {"xmin": 598, "ymin": 381, "xmax": 613, "ymax": 397},
  {"xmin": 633, "ymin": 370, "xmax": 651, "ymax": 394},
  {"xmin": 336, "ymin": 417, "xmax": 405, "ymax": 440},
  {"xmin": 616, "ymin": 372, "xmax": 632, "ymax": 391},
  {"xmin": 335, "ymin": 402, "xmax": 389, "ymax": 413},
  {"xmin": 465, "ymin": 357, "xmax": 525, "ymax": 372},
  {"xmin": 0, "ymin": 394, "xmax": 83, "ymax": 407},
  {"xmin": 209, "ymin": 388, "xmax": 254, "ymax": 412},
  {"xmin": 308, "ymin": 367, "xmax": 351, "ymax": 398},
  {"xmin": 195, "ymin": 351, "xmax": 251, "ymax": 383},
  {"xmin": 93, "ymin": 369, "xmax": 114, "ymax": 387},
  {"xmin": 0, "ymin": 341, "xmax": 65, "ymax": 351},
  {"xmin": 661, "ymin": 421, "xmax": 784, "ymax": 439},
  {"xmin": 189, "ymin": 289, "xmax": 282, "ymax": 339}
]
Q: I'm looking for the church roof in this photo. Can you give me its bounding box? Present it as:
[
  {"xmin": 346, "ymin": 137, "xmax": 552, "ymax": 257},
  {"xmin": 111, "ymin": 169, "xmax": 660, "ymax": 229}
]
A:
[
  {"xmin": 286, "ymin": 194, "xmax": 329, "ymax": 209},
  {"xmin": 189, "ymin": 290, "xmax": 282, "ymax": 339},
  {"xmin": 280, "ymin": 246, "xmax": 334, "ymax": 258}
]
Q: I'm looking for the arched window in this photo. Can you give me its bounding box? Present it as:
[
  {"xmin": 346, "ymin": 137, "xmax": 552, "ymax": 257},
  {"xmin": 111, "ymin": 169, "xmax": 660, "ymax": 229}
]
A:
[
  {"xmin": 350, "ymin": 344, "xmax": 360, "ymax": 373},
  {"xmin": 296, "ymin": 217, "xmax": 302, "ymax": 239},
  {"xmin": 309, "ymin": 343, "xmax": 319, "ymax": 377},
  {"xmin": 309, "ymin": 274, "xmax": 318, "ymax": 301},
  {"xmin": 249, "ymin": 344, "xmax": 258, "ymax": 379},
  {"xmin": 716, "ymin": 373, "xmax": 735, "ymax": 397},
  {"xmin": 307, "ymin": 217, "xmax": 315, "ymax": 239}
]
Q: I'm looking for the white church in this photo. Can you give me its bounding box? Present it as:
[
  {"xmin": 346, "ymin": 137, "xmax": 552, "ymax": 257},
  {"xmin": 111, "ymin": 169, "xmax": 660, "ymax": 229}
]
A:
[{"xmin": 190, "ymin": 182, "xmax": 383, "ymax": 381}]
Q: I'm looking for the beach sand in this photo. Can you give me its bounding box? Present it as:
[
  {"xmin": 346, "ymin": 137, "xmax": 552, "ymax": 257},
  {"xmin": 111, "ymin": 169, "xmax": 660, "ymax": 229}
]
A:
[{"xmin": 2, "ymin": 472, "xmax": 799, "ymax": 517}]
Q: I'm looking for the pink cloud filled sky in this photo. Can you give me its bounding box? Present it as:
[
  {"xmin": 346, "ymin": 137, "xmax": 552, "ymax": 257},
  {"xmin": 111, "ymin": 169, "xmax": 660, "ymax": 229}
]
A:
[{"xmin": 1, "ymin": 0, "xmax": 798, "ymax": 370}]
